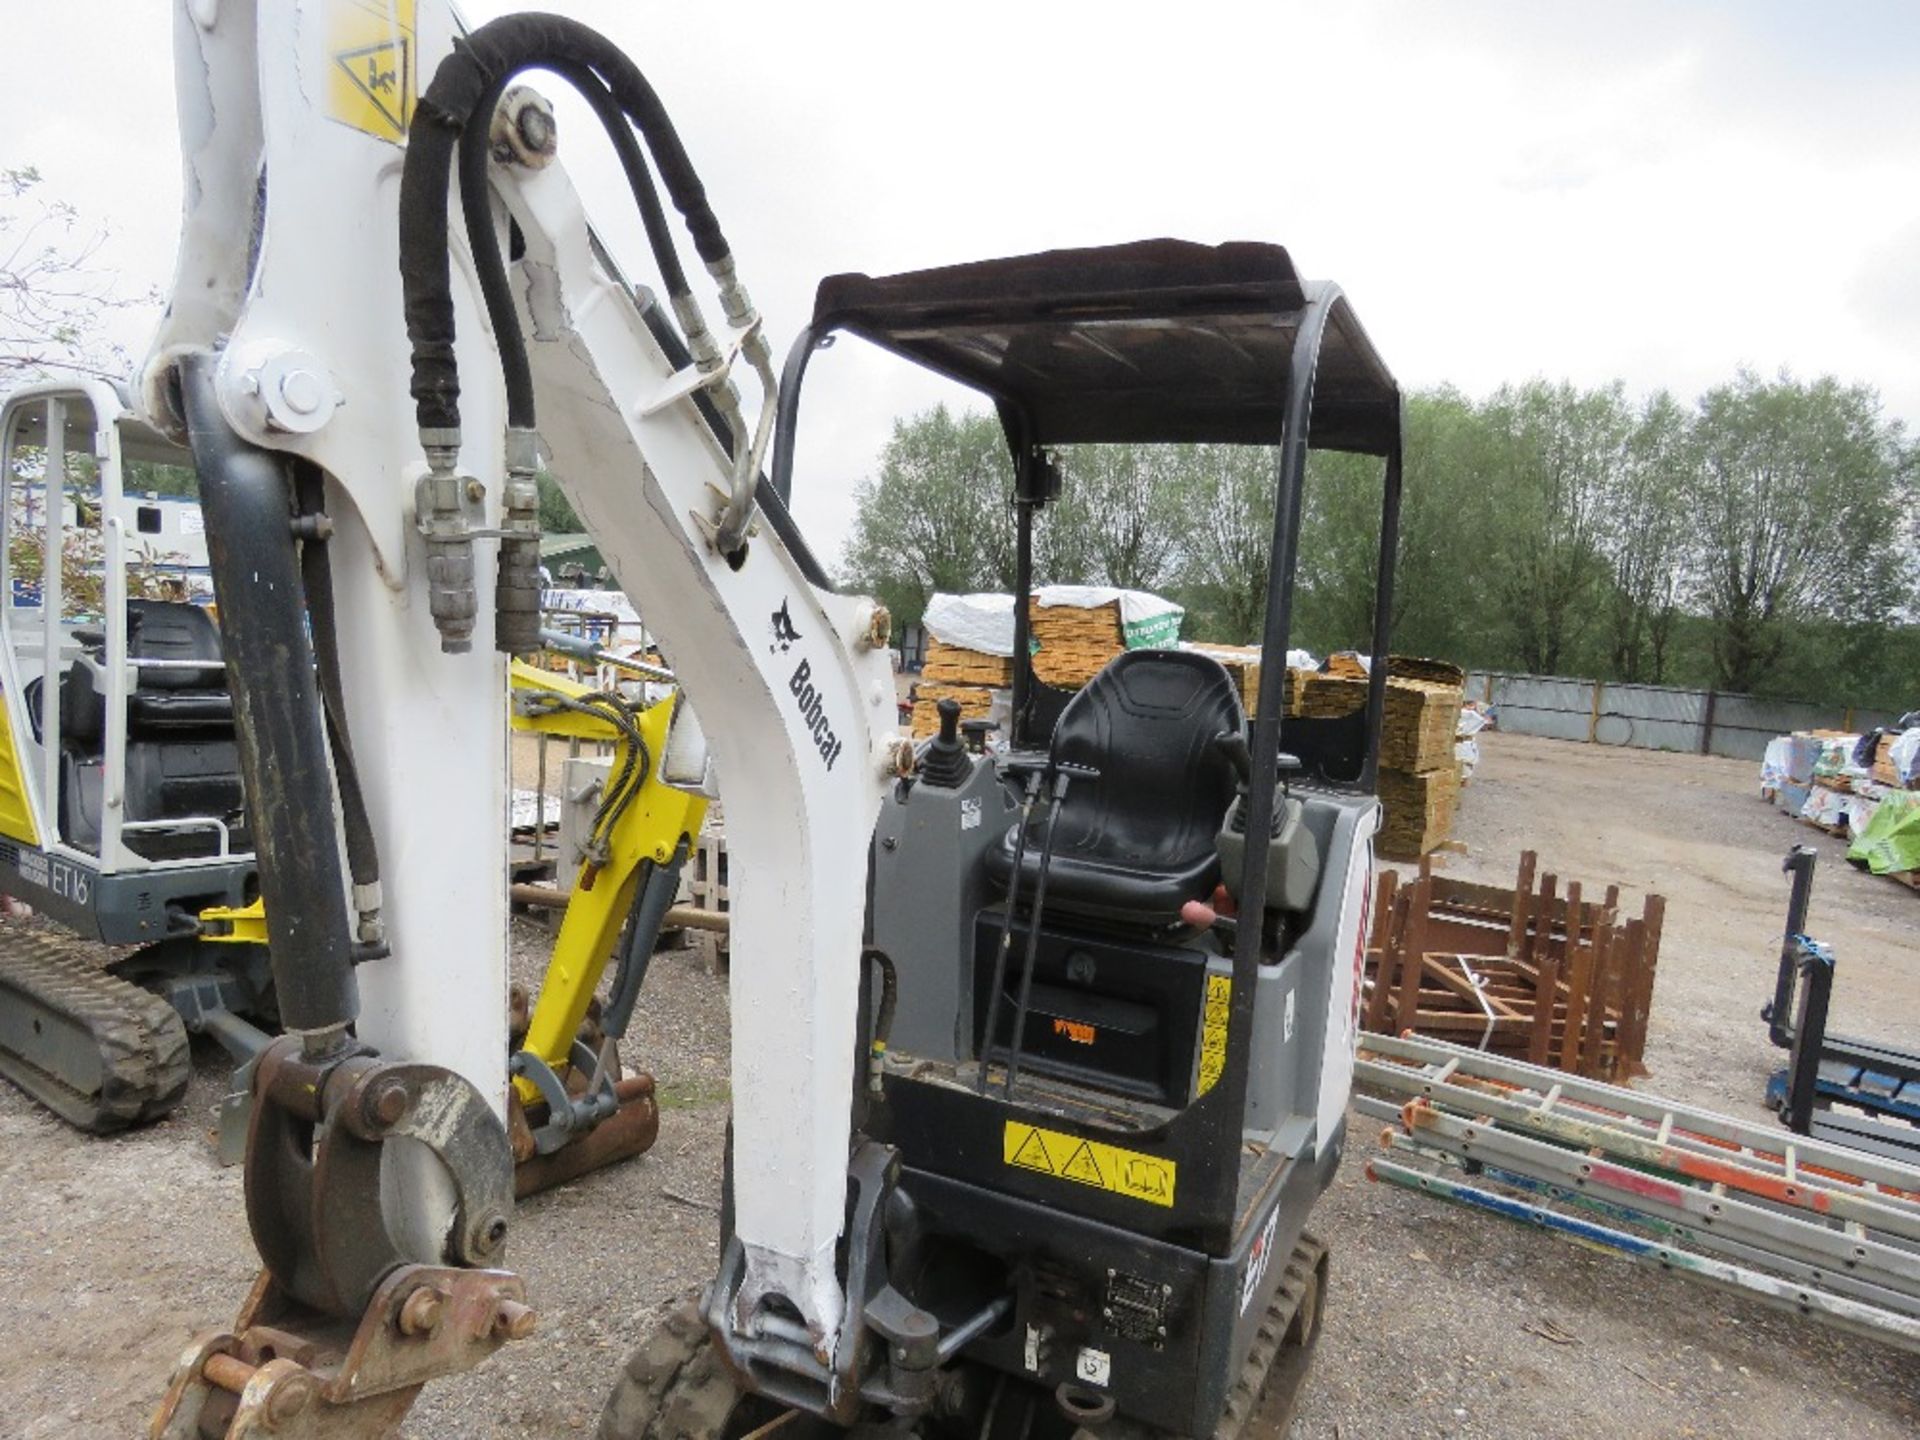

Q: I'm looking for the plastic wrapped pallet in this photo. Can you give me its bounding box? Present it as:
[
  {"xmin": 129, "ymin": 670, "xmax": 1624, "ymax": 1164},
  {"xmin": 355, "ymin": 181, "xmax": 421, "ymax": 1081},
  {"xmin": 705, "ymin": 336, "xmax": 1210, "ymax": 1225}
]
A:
[{"xmin": 1873, "ymin": 729, "xmax": 1920, "ymax": 790}]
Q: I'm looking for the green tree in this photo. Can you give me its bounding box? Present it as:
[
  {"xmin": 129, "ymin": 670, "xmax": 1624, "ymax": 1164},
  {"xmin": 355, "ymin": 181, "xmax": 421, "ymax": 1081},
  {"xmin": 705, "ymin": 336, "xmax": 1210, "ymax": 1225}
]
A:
[
  {"xmin": 537, "ymin": 471, "xmax": 581, "ymax": 533},
  {"xmin": 2, "ymin": 167, "xmax": 154, "ymax": 383},
  {"xmin": 1689, "ymin": 371, "xmax": 1910, "ymax": 694},
  {"xmin": 840, "ymin": 404, "xmax": 1015, "ymax": 626},
  {"xmin": 1040, "ymin": 444, "xmax": 1195, "ymax": 592},
  {"xmin": 1599, "ymin": 391, "xmax": 1693, "ymax": 683},
  {"xmin": 1176, "ymin": 444, "xmax": 1278, "ymax": 644},
  {"xmin": 1481, "ymin": 381, "xmax": 1628, "ymax": 674}
]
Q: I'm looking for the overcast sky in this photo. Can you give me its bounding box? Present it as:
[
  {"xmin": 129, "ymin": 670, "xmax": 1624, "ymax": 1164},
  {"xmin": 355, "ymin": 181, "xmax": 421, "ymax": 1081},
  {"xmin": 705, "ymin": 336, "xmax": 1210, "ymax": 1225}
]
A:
[{"xmin": 12, "ymin": 1, "xmax": 1920, "ymax": 564}]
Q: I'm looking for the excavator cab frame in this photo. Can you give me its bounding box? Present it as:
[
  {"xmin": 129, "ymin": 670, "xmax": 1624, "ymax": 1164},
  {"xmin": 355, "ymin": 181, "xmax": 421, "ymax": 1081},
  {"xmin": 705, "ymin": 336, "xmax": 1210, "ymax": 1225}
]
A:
[
  {"xmin": 679, "ymin": 242, "xmax": 1405, "ymax": 1438},
  {"xmin": 0, "ymin": 380, "xmax": 258, "ymax": 936}
]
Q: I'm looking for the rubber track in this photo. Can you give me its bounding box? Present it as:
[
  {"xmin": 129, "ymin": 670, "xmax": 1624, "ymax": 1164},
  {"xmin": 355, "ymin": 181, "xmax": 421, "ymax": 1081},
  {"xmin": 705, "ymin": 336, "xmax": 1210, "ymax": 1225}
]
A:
[
  {"xmin": 1212, "ymin": 1231, "xmax": 1327, "ymax": 1440},
  {"xmin": 598, "ymin": 1303, "xmax": 741, "ymax": 1440},
  {"xmin": 0, "ymin": 927, "xmax": 190, "ymax": 1132}
]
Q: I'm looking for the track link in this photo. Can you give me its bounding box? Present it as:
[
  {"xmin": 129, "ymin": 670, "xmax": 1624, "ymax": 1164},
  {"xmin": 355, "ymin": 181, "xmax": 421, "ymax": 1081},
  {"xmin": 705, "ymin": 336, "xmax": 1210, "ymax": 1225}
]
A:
[
  {"xmin": 1213, "ymin": 1231, "xmax": 1327, "ymax": 1440},
  {"xmin": 0, "ymin": 927, "xmax": 190, "ymax": 1131},
  {"xmin": 599, "ymin": 1303, "xmax": 752, "ymax": 1440}
]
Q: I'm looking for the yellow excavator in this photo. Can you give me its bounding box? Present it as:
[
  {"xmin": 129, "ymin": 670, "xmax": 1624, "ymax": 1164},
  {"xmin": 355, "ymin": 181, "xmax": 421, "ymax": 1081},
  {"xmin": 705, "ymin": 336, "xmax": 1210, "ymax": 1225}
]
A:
[{"xmin": 0, "ymin": 390, "xmax": 704, "ymax": 1188}]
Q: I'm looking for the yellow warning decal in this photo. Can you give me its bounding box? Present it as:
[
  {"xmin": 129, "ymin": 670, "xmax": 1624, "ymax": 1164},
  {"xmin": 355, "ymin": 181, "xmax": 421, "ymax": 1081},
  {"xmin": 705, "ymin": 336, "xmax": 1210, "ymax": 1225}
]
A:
[
  {"xmin": 1003, "ymin": 1121, "xmax": 1176, "ymax": 1208},
  {"xmin": 327, "ymin": 0, "xmax": 417, "ymax": 144},
  {"xmin": 1197, "ymin": 974, "xmax": 1231, "ymax": 1095}
]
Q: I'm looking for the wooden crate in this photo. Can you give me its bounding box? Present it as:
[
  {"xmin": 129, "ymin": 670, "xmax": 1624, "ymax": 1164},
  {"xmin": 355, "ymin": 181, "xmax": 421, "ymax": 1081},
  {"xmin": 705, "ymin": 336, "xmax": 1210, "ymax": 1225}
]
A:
[
  {"xmin": 922, "ymin": 638, "xmax": 1013, "ymax": 687},
  {"xmin": 1376, "ymin": 764, "xmax": 1460, "ymax": 860},
  {"xmin": 1361, "ymin": 853, "xmax": 1666, "ymax": 1082},
  {"xmin": 910, "ymin": 682, "xmax": 996, "ymax": 738}
]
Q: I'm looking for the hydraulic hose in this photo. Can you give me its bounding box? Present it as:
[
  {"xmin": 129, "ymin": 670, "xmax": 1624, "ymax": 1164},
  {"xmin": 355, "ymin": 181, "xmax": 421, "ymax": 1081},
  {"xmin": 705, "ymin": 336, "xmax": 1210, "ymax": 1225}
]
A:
[
  {"xmin": 178, "ymin": 357, "xmax": 358, "ymax": 1043},
  {"xmin": 402, "ymin": 13, "xmax": 731, "ymax": 439},
  {"xmin": 292, "ymin": 461, "xmax": 384, "ymax": 947}
]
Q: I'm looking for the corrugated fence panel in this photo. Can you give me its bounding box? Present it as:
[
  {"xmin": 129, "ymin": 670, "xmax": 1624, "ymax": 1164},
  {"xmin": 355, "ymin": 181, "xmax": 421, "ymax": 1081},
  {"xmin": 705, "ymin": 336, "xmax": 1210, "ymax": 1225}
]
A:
[
  {"xmin": 1486, "ymin": 673, "xmax": 1596, "ymax": 743},
  {"xmin": 1596, "ymin": 684, "xmax": 1705, "ymax": 753},
  {"xmin": 1458, "ymin": 670, "xmax": 1886, "ymax": 763}
]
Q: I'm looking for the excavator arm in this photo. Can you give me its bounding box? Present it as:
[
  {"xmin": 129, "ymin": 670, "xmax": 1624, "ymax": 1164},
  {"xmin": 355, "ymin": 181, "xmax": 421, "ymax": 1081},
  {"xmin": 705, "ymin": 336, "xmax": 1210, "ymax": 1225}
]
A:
[{"xmin": 146, "ymin": 2, "xmax": 899, "ymax": 1433}]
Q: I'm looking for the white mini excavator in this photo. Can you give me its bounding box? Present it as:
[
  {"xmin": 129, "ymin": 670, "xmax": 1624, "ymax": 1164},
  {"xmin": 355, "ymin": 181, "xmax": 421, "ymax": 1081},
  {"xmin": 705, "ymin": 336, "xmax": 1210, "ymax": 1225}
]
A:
[{"xmin": 21, "ymin": 4, "xmax": 1407, "ymax": 1438}]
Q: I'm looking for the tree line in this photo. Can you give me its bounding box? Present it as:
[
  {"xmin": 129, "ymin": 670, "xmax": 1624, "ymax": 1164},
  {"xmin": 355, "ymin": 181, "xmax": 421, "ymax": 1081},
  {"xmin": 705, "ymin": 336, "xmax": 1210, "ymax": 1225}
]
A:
[{"xmin": 840, "ymin": 373, "xmax": 1919, "ymax": 708}]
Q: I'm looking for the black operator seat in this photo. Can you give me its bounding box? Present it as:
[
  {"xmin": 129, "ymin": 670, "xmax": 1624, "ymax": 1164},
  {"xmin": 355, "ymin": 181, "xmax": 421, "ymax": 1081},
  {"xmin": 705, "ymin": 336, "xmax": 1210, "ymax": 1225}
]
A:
[
  {"xmin": 985, "ymin": 649, "xmax": 1243, "ymax": 928},
  {"xmin": 59, "ymin": 598, "xmax": 233, "ymax": 745}
]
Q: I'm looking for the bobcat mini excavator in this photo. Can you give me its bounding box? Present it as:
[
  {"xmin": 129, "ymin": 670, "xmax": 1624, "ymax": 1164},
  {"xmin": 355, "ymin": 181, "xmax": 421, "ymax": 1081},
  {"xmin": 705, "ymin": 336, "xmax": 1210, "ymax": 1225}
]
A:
[{"xmin": 110, "ymin": 3, "xmax": 1401, "ymax": 1437}]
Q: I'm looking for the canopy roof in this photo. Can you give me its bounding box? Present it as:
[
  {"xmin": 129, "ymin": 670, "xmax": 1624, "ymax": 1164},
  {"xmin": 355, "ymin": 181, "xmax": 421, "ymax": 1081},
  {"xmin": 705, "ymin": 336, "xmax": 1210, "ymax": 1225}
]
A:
[{"xmin": 810, "ymin": 239, "xmax": 1399, "ymax": 455}]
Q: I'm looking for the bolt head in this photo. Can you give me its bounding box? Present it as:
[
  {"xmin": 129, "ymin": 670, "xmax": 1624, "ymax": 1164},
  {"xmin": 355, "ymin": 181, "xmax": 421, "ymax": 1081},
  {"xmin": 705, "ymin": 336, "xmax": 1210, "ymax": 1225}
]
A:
[
  {"xmin": 263, "ymin": 1370, "xmax": 317, "ymax": 1427},
  {"xmin": 398, "ymin": 1285, "xmax": 445, "ymax": 1337},
  {"xmin": 368, "ymin": 1079, "xmax": 410, "ymax": 1126},
  {"xmin": 279, "ymin": 369, "xmax": 325, "ymax": 416}
]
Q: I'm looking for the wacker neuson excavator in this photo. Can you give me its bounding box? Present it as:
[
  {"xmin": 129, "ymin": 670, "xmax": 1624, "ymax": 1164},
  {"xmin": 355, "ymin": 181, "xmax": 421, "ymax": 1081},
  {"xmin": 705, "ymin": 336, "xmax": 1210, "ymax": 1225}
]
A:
[
  {"xmin": 0, "ymin": 379, "xmax": 709, "ymax": 1192},
  {"xmin": 3, "ymin": 4, "xmax": 1402, "ymax": 1436}
]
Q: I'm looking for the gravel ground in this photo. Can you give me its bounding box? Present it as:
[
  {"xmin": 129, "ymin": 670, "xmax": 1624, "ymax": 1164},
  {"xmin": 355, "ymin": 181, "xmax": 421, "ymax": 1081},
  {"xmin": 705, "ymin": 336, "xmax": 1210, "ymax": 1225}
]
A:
[{"xmin": 2, "ymin": 731, "xmax": 1917, "ymax": 1436}]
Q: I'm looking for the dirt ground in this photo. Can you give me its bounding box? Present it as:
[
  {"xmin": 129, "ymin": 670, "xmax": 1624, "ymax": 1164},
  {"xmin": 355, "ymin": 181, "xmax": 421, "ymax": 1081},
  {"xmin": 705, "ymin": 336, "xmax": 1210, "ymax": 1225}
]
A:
[{"xmin": 2, "ymin": 730, "xmax": 1917, "ymax": 1437}]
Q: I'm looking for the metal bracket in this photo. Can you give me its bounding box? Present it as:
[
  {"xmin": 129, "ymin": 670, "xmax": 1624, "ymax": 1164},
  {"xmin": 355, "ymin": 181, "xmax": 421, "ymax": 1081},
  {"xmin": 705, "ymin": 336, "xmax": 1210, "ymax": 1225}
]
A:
[
  {"xmin": 633, "ymin": 314, "xmax": 761, "ymax": 419},
  {"xmin": 152, "ymin": 1263, "xmax": 533, "ymax": 1438}
]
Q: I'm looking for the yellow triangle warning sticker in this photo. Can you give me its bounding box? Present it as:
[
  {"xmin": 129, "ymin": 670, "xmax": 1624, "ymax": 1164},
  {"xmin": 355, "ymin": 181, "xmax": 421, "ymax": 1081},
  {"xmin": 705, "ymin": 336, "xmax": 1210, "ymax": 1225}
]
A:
[
  {"xmin": 1001, "ymin": 1120, "xmax": 1175, "ymax": 1207},
  {"xmin": 326, "ymin": 0, "xmax": 417, "ymax": 144},
  {"xmin": 1061, "ymin": 1140, "xmax": 1105, "ymax": 1187},
  {"xmin": 1007, "ymin": 1125, "xmax": 1054, "ymax": 1174}
]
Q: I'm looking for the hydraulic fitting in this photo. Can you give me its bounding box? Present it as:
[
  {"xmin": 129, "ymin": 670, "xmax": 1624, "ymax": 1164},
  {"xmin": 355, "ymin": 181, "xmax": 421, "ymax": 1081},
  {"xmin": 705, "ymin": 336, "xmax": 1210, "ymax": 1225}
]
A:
[
  {"xmin": 414, "ymin": 428, "xmax": 482, "ymax": 654},
  {"xmin": 495, "ymin": 427, "xmax": 543, "ymax": 657}
]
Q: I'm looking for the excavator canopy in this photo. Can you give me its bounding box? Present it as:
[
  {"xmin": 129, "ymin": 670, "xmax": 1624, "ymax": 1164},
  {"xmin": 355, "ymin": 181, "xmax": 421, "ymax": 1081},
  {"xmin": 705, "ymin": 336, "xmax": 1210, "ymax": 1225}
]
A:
[{"xmin": 808, "ymin": 238, "xmax": 1399, "ymax": 454}]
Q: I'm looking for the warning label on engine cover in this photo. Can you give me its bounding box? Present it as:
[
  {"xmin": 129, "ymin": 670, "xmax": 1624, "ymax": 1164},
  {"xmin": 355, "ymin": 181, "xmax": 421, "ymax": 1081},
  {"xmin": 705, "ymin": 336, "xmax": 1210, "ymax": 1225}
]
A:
[{"xmin": 1003, "ymin": 1121, "xmax": 1176, "ymax": 1208}]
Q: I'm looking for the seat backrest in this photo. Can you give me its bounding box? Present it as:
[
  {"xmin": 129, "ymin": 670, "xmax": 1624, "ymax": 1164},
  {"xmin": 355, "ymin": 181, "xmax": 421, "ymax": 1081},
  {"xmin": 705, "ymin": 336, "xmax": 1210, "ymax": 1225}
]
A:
[
  {"xmin": 1047, "ymin": 648, "xmax": 1245, "ymax": 872},
  {"xmin": 125, "ymin": 599, "xmax": 226, "ymax": 690}
]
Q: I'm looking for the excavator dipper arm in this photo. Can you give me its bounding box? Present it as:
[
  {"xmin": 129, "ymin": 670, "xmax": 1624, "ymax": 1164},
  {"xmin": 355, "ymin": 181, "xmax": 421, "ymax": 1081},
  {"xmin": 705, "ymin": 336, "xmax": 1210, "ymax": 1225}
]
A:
[{"xmin": 144, "ymin": 2, "xmax": 898, "ymax": 1433}]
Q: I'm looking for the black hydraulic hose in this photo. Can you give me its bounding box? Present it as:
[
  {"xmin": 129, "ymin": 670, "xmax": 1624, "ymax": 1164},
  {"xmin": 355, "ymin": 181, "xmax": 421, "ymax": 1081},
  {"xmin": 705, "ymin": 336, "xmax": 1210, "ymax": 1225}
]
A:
[
  {"xmin": 865, "ymin": 947, "xmax": 897, "ymax": 1095},
  {"xmin": 548, "ymin": 59, "xmax": 689, "ymax": 299},
  {"xmin": 178, "ymin": 357, "xmax": 357, "ymax": 1039},
  {"xmin": 977, "ymin": 770, "xmax": 1042, "ymax": 1093},
  {"xmin": 455, "ymin": 56, "xmax": 695, "ymax": 434},
  {"xmin": 403, "ymin": 13, "xmax": 730, "ymax": 436},
  {"xmin": 457, "ymin": 70, "xmax": 535, "ymax": 430},
  {"xmin": 291, "ymin": 462, "xmax": 381, "ymax": 904},
  {"xmin": 1003, "ymin": 774, "xmax": 1072, "ymax": 1096}
]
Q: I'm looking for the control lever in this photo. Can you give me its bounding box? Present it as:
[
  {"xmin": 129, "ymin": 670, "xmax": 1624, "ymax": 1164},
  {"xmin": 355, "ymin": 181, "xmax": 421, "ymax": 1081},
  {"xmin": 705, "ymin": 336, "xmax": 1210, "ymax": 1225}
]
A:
[
  {"xmin": 959, "ymin": 717, "xmax": 998, "ymax": 754},
  {"xmin": 919, "ymin": 698, "xmax": 972, "ymax": 789},
  {"xmin": 977, "ymin": 755, "xmax": 1101, "ymax": 1095},
  {"xmin": 992, "ymin": 759, "xmax": 1099, "ymax": 1097}
]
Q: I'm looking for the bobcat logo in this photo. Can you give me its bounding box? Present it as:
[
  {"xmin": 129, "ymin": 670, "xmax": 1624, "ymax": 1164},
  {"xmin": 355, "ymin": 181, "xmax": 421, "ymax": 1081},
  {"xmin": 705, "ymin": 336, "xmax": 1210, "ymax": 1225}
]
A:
[{"xmin": 770, "ymin": 600, "xmax": 802, "ymax": 654}]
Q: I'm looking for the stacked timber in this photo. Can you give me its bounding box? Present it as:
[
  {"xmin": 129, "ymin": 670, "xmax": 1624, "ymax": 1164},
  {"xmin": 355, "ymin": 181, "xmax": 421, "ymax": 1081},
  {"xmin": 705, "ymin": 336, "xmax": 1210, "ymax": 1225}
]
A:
[
  {"xmin": 1287, "ymin": 657, "xmax": 1465, "ymax": 858},
  {"xmin": 1028, "ymin": 598, "xmax": 1128, "ymax": 689},
  {"xmin": 921, "ymin": 638, "xmax": 1012, "ymax": 688},
  {"xmin": 1361, "ymin": 851, "xmax": 1666, "ymax": 1083},
  {"xmin": 1376, "ymin": 766, "xmax": 1461, "ymax": 860},
  {"xmin": 909, "ymin": 681, "xmax": 997, "ymax": 740},
  {"xmin": 1293, "ymin": 670, "xmax": 1462, "ymax": 773}
]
